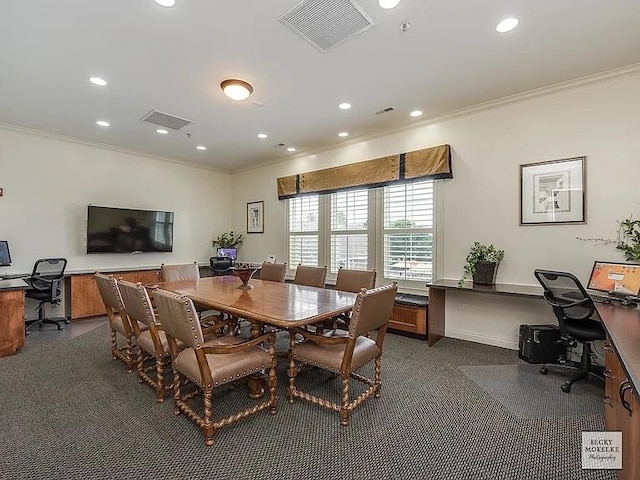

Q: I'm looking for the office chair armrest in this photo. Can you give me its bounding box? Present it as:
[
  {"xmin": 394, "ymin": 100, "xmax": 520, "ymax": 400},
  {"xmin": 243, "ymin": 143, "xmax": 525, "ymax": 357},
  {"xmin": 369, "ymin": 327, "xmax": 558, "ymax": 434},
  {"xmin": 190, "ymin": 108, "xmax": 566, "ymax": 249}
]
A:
[{"xmin": 543, "ymin": 291, "xmax": 591, "ymax": 309}]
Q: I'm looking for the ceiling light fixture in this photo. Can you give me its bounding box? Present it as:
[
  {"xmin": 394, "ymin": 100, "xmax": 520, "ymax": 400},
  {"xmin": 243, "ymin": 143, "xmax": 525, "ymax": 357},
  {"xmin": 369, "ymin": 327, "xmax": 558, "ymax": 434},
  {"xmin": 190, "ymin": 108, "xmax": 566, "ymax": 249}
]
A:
[
  {"xmin": 338, "ymin": 102, "xmax": 351, "ymax": 110},
  {"xmin": 287, "ymin": 147, "xmax": 296, "ymax": 152},
  {"xmin": 156, "ymin": 129, "xmax": 168, "ymax": 135},
  {"xmin": 196, "ymin": 145, "xmax": 206, "ymax": 151},
  {"xmin": 338, "ymin": 132, "xmax": 349, "ymax": 137},
  {"xmin": 410, "ymin": 110, "xmax": 423, "ymax": 117},
  {"xmin": 96, "ymin": 120, "xmax": 110, "ymax": 127},
  {"xmin": 496, "ymin": 17, "xmax": 519, "ymax": 33},
  {"xmin": 257, "ymin": 133, "xmax": 268, "ymax": 139},
  {"xmin": 379, "ymin": 0, "xmax": 400, "ymax": 9},
  {"xmin": 89, "ymin": 76, "xmax": 107, "ymax": 86},
  {"xmin": 220, "ymin": 79, "xmax": 253, "ymax": 101},
  {"xmin": 154, "ymin": 0, "xmax": 176, "ymax": 7}
]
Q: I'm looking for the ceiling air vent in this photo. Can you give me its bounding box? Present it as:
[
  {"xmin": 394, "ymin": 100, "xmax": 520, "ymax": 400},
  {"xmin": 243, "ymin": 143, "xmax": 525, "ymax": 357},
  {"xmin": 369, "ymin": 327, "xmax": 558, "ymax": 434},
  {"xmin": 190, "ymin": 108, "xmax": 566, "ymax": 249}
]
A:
[
  {"xmin": 140, "ymin": 110, "xmax": 192, "ymax": 130},
  {"xmin": 375, "ymin": 107, "xmax": 395, "ymax": 115},
  {"xmin": 279, "ymin": 0, "xmax": 374, "ymax": 53}
]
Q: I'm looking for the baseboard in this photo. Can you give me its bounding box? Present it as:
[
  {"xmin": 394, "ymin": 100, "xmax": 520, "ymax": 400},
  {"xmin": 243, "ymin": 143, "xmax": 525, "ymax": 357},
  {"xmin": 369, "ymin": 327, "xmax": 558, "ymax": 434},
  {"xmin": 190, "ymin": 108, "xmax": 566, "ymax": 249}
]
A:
[{"xmin": 446, "ymin": 328, "xmax": 518, "ymax": 351}]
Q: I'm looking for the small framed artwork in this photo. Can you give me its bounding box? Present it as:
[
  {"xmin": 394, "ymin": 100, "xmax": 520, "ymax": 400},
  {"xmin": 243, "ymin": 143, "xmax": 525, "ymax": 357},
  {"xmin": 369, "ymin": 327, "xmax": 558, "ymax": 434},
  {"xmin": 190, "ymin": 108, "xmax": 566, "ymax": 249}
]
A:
[
  {"xmin": 247, "ymin": 201, "xmax": 264, "ymax": 233},
  {"xmin": 519, "ymin": 156, "xmax": 586, "ymax": 225}
]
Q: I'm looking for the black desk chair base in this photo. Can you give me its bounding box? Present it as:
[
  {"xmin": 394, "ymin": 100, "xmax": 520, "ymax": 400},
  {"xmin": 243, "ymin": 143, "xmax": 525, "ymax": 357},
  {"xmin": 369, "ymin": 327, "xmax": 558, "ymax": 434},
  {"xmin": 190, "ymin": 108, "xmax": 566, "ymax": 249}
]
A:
[
  {"xmin": 539, "ymin": 342, "xmax": 604, "ymax": 393},
  {"xmin": 25, "ymin": 300, "xmax": 69, "ymax": 334}
]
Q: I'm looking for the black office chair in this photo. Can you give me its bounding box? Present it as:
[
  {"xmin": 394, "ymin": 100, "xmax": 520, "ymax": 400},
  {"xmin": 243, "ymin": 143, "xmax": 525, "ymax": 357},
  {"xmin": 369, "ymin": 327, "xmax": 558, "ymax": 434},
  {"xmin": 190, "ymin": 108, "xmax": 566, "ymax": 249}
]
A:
[
  {"xmin": 533, "ymin": 269, "xmax": 606, "ymax": 393},
  {"xmin": 210, "ymin": 256, "xmax": 233, "ymax": 276},
  {"xmin": 25, "ymin": 258, "xmax": 69, "ymax": 334}
]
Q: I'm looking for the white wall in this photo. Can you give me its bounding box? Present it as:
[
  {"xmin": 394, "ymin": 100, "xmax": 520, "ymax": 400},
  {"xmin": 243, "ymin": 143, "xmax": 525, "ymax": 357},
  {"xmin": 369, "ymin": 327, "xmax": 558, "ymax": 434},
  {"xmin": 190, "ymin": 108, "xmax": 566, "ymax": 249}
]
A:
[
  {"xmin": 0, "ymin": 126, "xmax": 232, "ymax": 274},
  {"xmin": 231, "ymin": 72, "xmax": 640, "ymax": 349}
]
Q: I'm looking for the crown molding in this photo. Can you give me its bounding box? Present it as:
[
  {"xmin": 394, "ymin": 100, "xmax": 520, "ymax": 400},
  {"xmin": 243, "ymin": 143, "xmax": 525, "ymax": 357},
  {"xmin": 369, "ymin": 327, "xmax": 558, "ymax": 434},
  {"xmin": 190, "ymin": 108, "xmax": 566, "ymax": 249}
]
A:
[
  {"xmin": 0, "ymin": 123, "xmax": 231, "ymax": 174},
  {"xmin": 231, "ymin": 62, "xmax": 640, "ymax": 175}
]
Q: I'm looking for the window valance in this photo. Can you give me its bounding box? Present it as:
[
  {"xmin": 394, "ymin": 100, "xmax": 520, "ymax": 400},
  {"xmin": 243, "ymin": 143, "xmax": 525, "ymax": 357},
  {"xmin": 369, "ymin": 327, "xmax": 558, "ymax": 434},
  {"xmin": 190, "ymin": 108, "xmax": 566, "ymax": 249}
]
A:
[{"xmin": 277, "ymin": 144, "xmax": 452, "ymax": 199}]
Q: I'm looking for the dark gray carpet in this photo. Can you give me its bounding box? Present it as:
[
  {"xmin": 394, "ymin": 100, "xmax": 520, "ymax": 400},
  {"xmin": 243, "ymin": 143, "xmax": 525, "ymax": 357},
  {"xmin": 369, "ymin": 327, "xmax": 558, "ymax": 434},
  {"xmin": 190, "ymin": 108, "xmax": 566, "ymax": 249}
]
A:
[
  {"xmin": 0, "ymin": 325, "xmax": 614, "ymax": 480},
  {"xmin": 459, "ymin": 364, "xmax": 604, "ymax": 418}
]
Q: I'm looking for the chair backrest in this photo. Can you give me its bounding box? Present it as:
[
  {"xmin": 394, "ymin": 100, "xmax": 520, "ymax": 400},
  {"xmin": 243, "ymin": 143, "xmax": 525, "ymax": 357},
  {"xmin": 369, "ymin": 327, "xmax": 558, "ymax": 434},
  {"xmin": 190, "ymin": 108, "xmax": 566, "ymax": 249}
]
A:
[
  {"xmin": 210, "ymin": 256, "xmax": 233, "ymax": 276},
  {"xmin": 335, "ymin": 268, "xmax": 376, "ymax": 293},
  {"xmin": 293, "ymin": 265, "xmax": 327, "ymax": 288},
  {"xmin": 533, "ymin": 269, "xmax": 599, "ymax": 332},
  {"xmin": 260, "ymin": 262, "xmax": 287, "ymax": 282},
  {"xmin": 29, "ymin": 258, "xmax": 67, "ymax": 297},
  {"xmin": 152, "ymin": 288, "xmax": 205, "ymax": 349},
  {"xmin": 93, "ymin": 272, "xmax": 129, "ymax": 329},
  {"xmin": 117, "ymin": 279, "xmax": 157, "ymax": 327},
  {"xmin": 160, "ymin": 262, "xmax": 200, "ymax": 282},
  {"xmin": 349, "ymin": 283, "xmax": 398, "ymax": 339}
]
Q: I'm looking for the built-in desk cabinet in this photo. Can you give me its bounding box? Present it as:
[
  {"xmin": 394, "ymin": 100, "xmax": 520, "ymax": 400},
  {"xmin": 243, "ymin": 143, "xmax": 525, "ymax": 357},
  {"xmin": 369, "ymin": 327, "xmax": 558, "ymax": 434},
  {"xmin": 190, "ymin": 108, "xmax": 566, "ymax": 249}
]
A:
[
  {"xmin": 67, "ymin": 270, "xmax": 160, "ymax": 319},
  {"xmin": 0, "ymin": 283, "xmax": 27, "ymax": 357}
]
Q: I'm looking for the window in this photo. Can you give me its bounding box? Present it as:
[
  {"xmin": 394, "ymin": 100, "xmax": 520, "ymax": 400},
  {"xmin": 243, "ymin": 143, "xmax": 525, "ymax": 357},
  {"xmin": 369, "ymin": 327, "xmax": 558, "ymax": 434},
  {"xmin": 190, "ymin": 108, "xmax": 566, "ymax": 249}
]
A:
[
  {"xmin": 286, "ymin": 180, "xmax": 435, "ymax": 289},
  {"xmin": 288, "ymin": 196, "xmax": 319, "ymax": 266}
]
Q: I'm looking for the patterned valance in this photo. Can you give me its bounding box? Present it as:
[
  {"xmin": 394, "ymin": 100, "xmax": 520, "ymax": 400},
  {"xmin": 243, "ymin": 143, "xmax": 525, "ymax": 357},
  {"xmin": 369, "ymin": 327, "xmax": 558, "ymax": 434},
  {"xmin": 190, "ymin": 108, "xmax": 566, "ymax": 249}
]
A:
[{"xmin": 277, "ymin": 144, "xmax": 452, "ymax": 199}]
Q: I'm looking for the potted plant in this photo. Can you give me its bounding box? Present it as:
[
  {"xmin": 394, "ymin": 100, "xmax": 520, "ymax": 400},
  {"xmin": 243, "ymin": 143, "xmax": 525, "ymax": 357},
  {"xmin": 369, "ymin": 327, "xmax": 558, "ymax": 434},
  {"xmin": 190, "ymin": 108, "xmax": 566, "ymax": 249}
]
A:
[
  {"xmin": 212, "ymin": 231, "xmax": 243, "ymax": 250},
  {"xmin": 616, "ymin": 216, "xmax": 640, "ymax": 262},
  {"xmin": 459, "ymin": 242, "xmax": 505, "ymax": 286}
]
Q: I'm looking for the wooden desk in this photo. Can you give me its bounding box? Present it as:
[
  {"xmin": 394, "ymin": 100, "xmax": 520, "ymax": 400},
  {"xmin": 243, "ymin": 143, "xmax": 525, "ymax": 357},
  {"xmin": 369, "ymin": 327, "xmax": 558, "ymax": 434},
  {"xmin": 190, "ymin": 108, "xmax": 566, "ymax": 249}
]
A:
[
  {"xmin": 0, "ymin": 278, "xmax": 29, "ymax": 358},
  {"xmin": 426, "ymin": 279, "xmax": 543, "ymax": 346}
]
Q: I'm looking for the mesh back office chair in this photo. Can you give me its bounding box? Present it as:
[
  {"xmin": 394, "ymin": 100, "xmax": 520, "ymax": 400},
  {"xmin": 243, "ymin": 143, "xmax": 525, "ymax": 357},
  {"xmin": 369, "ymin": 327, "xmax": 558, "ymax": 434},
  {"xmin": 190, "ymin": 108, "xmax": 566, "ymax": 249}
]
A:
[
  {"xmin": 210, "ymin": 257, "xmax": 233, "ymax": 276},
  {"xmin": 25, "ymin": 258, "xmax": 69, "ymax": 334},
  {"xmin": 533, "ymin": 269, "xmax": 606, "ymax": 393}
]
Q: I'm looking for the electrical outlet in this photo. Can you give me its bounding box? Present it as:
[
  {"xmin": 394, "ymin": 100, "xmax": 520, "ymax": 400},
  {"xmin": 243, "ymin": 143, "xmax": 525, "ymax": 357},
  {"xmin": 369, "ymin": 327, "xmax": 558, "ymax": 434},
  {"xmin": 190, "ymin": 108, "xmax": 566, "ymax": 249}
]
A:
[{"xmin": 457, "ymin": 303, "xmax": 470, "ymax": 310}]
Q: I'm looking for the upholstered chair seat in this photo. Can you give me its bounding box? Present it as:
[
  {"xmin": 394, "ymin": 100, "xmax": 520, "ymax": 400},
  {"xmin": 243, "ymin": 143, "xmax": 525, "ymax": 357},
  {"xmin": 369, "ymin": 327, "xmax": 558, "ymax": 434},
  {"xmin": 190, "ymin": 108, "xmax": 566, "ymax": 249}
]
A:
[
  {"xmin": 174, "ymin": 337, "xmax": 272, "ymax": 388},
  {"xmin": 110, "ymin": 315, "xmax": 149, "ymax": 336},
  {"xmin": 291, "ymin": 335, "xmax": 380, "ymax": 373}
]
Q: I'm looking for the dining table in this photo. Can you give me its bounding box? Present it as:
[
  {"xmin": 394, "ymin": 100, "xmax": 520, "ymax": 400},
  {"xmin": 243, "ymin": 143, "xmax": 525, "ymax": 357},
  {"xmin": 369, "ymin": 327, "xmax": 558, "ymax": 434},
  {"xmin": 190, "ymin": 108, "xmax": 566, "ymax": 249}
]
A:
[{"xmin": 151, "ymin": 275, "xmax": 358, "ymax": 397}]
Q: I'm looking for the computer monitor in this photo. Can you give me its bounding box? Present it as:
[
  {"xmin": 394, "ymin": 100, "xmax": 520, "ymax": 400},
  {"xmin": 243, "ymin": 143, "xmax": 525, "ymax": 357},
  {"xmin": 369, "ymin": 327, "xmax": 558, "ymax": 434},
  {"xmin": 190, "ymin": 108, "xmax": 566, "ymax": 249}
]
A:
[
  {"xmin": 0, "ymin": 241, "xmax": 12, "ymax": 267},
  {"xmin": 587, "ymin": 261, "xmax": 640, "ymax": 296},
  {"xmin": 217, "ymin": 248, "xmax": 237, "ymax": 261}
]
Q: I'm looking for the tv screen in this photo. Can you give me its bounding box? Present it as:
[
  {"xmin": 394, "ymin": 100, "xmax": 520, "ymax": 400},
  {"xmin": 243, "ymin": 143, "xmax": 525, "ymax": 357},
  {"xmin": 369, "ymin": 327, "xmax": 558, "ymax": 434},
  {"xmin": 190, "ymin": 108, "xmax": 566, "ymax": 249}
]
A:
[
  {"xmin": 217, "ymin": 248, "xmax": 237, "ymax": 260},
  {"xmin": 0, "ymin": 240, "xmax": 11, "ymax": 266},
  {"xmin": 87, "ymin": 206, "xmax": 174, "ymax": 254}
]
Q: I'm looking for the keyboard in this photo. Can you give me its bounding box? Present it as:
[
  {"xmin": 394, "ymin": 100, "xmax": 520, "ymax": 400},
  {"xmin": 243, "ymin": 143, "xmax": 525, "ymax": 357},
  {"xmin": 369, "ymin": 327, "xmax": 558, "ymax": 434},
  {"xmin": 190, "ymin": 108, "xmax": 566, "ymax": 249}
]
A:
[{"xmin": 0, "ymin": 274, "xmax": 28, "ymax": 280}]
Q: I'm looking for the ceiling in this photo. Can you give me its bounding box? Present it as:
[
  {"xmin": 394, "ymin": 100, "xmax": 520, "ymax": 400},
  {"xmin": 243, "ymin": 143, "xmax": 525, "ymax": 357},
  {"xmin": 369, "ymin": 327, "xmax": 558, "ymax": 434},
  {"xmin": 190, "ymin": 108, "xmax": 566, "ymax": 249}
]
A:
[{"xmin": 1, "ymin": 0, "xmax": 639, "ymax": 172}]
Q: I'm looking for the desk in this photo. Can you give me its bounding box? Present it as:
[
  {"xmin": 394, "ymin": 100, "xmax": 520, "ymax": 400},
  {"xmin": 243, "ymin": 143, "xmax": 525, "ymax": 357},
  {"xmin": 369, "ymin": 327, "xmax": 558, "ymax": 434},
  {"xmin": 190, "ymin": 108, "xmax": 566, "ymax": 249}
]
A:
[
  {"xmin": 155, "ymin": 276, "xmax": 357, "ymax": 398},
  {"xmin": 426, "ymin": 279, "xmax": 543, "ymax": 346},
  {"xmin": 0, "ymin": 278, "xmax": 29, "ymax": 358}
]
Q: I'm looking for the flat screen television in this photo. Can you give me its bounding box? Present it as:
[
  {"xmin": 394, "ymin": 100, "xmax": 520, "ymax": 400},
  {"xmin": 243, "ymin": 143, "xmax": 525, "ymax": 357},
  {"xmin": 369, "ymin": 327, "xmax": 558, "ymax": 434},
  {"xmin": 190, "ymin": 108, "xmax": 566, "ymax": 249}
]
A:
[
  {"xmin": 0, "ymin": 240, "xmax": 12, "ymax": 266},
  {"xmin": 86, "ymin": 206, "xmax": 174, "ymax": 254}
]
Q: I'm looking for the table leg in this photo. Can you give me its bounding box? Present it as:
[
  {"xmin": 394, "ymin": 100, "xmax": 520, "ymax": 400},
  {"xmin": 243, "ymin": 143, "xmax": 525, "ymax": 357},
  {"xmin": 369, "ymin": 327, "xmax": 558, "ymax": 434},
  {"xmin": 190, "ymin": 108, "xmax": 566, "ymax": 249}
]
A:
[
  {"xmin": 247, "ymin": 319, "xmax": 266, "ymax": 399},
  {"xmin": 428, "ymin": 287, "xmax": 445, "ymax": 346}
]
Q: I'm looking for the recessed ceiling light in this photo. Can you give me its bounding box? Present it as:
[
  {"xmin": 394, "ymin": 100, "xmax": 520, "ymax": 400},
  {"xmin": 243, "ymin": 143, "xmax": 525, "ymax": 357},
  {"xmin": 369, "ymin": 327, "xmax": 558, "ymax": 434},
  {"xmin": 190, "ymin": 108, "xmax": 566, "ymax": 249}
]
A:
[
  {"xmin": 154, "ymin": 0, "xmax": 176, "ymax": 7},
  {"xmin": 156, "ymin": 129, "xmax": 168, "ymax": 135},
  {"xmin": 220, "ymin": 79, "xmax": 253, "ymax": 101},
  {"xmin": 196, "ymin": 145, "xmax": 206, "ymax": 151},
  {"xmin": 496, "ymin": 17, "xmax": 519, "ymax": 33},
  {"xmin": 257, "ymin": 133, "xmax": 268, "ymax": 139},
  {"xmin": 89, "ymin": 76, "xmax": 107, "ymax": 86},
  {"xmin": 96, "ymin": 120, "xmax": 110, "ymax": 127},
  {"xmin": 338, "ymin": 132, "xmax": 349, "ymax": 137},
  {"xmin": 410, "ymin": 110, "xmax": 423, "ymax": 117},
  {"xmin": 287, "ymin": 147, "xmax": 296, "ymax": 152},
  {"xmin": 379, "ymin": 0, "xmax": 400, "ymax": 9},
  {"xmin": 338, "ymin": 103, "xmax": 351, "ymax": 110}
]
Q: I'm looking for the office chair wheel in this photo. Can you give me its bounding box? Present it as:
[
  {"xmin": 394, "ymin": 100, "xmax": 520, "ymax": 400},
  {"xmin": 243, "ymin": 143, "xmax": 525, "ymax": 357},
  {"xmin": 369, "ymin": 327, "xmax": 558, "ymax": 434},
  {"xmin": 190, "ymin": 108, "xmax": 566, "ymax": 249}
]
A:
[
  {"xmin": 540, "ymin": 367, "xmax": 548, "ymax": 375},
  {"xmin": 64, "ymin": 319, "xmax": 70, "ymax": 324},
  {"xmin": 561, "ymin": 382, "xmax": 572, "ymax": 393}
]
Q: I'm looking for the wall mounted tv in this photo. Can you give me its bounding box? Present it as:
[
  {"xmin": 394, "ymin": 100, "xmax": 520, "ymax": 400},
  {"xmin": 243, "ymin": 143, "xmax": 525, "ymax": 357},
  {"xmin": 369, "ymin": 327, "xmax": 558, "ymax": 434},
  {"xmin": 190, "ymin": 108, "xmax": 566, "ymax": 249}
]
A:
[{"xmin": 86, "ymin": 206, "xmax": 174, "ymax": 254}]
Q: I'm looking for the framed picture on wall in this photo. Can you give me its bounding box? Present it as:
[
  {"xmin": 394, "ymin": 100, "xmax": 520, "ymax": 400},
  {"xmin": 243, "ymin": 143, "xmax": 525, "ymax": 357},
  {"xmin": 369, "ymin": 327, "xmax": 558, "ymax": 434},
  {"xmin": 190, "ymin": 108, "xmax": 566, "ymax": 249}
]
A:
[
  {"xmin": 519, "ymin": 156, "xmax": 586, "ymax": 225},
  {"xmin": 247, "ymin": 201, "xmax": 264, "ymax": 233}
]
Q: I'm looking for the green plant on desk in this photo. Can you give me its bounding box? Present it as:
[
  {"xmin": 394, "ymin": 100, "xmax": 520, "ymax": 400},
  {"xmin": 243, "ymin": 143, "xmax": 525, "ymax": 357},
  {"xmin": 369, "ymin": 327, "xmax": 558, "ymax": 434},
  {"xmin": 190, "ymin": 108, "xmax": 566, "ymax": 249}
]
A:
[
  {"xmin": 212, "ymin": 231, "xmax": 243, "ymax": 249},
  {"xmin": 459, "ymin": 242, "xmax": 505, "ymax": 286},
  {"xmin": 617, "ymin": 217, "xmax": 640, "ymax": 261}
]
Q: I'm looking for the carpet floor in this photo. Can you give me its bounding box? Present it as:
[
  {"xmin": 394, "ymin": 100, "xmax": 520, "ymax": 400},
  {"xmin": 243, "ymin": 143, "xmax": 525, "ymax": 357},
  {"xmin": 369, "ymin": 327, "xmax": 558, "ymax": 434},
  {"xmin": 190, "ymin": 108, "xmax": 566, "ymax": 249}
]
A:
[{"xmin": 0, "ymin": 324, "xmax": 614, "ymax": 480}]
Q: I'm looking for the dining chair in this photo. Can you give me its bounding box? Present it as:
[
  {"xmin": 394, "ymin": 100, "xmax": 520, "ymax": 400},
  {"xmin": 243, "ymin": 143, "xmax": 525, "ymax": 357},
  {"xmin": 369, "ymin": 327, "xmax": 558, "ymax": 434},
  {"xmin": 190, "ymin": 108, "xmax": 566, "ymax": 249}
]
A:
[
  {"xmin": 160, "ymin": 262, "xmax": 200, "ymax": 282},
  {"xmin": 152, "ymin": 288, "xmax": 278, "ymax": 446},
  {"xmin": 94, "ymin": 272, "xmax": 148, "ymax": 372},
  {"xmin": 328, "ymin": 268, "xmax": 377, "ymax": 332},
  {"xmin": 293, "ymin": 264, "xmax": 327, "ymax": 288},
  {"xmin": 287, "ymin": 282, "xmax": 397, "ymax": 425},
  {"xmin": 259, "ymin": 262, "xmax": 287, "ymax": 282}
]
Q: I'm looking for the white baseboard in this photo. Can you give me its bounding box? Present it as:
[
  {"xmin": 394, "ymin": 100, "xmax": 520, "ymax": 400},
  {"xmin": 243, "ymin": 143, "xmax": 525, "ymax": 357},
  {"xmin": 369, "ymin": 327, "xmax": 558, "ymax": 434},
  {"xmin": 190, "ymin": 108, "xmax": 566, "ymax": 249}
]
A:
[{"xmin": 445, "ymin": 328, "xmax": 518, "ymax": 351}]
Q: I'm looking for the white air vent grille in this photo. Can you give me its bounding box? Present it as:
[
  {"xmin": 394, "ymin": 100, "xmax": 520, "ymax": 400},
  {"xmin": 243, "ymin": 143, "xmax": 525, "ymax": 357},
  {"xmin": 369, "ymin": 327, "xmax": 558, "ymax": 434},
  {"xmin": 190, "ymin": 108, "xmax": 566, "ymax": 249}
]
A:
[
  {"xmin": 279, "ymin": 0, "xmax": 374, "ymax": 53},
  {"xmin": 140, "ymin": 110, "xmax": 192, "ymax": 130}
]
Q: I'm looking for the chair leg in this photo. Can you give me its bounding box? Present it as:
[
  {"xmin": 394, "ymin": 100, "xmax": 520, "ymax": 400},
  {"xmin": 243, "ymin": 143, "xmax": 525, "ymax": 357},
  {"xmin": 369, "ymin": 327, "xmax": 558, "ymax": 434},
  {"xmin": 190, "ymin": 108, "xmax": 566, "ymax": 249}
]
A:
[
  {"xmin": 156, "ymin": 356, "xmax": 166, "ymax": 403},
  {"xmin": 287, "ymin": 334, "xmax": 297, "ymax": 403},
  {"xmin": 203, "ymin": 388, "xmax": 215, "ymax": 446},
  {"xmin": 110, "ymin": 329, "xmax": 118, "ymax": 360},
  {"xmin": 561, "ymin": 342, "xmax": 594, "ymax": 393},
  {"xmin": 268, "ymin": 337, "xmax": 278, "ymax": 414},
  {"xmin": 374, "ymin": 356, "xmax": 382, "ymax": 398},
  {"xmin": 340, "ymin": 375, "xmax": 350, "ymax": 426}
]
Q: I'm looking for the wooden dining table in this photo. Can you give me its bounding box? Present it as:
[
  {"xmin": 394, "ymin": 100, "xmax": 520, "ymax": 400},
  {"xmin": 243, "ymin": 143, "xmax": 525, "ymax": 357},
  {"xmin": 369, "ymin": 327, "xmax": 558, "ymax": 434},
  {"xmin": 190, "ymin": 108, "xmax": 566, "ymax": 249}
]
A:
[{"xmin": 152, "ymin": 275, "xmax": 358, "ymax": 397}]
